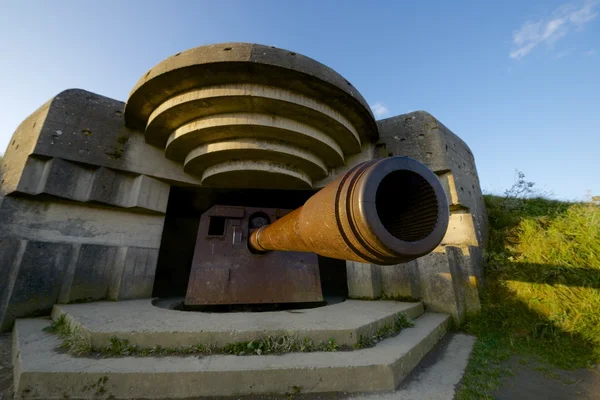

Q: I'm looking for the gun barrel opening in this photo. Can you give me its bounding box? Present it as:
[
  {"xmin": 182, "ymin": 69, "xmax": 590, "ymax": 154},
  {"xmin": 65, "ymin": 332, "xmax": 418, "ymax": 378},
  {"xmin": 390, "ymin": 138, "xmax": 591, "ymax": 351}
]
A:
[{"xmin": 376, "ymin": 170, "xmax": 440, "ymax": 243}]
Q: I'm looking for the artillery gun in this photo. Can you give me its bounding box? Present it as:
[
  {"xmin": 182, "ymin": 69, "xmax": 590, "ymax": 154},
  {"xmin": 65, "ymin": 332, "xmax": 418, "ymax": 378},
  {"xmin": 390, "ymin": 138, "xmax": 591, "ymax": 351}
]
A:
[{"xmin": 185, "ymin": 156, "xmax": 449, "ymax": 306}]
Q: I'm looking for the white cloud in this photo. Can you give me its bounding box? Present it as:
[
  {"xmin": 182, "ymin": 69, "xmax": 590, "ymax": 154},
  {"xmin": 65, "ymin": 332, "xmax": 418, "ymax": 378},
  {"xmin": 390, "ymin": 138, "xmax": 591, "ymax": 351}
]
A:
[
  {"xmin": 584, "ymin": 49, "xmax": 598, "ymax": 55},
  {"xmin": 555, "ymin": 48, "xmax": 573, "ymax": 58},
  {"xmin": 510, "ymin": 0, "xmax": 599, "ymax": 59},
  {"xmin": 370, "ymin": 102, "xmax": 390, "ymax": 118}
]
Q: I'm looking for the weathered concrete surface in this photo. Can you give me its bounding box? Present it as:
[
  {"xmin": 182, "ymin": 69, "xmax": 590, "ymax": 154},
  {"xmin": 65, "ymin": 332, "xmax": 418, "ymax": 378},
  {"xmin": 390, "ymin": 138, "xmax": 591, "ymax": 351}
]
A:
[
  {"xmin": 342, "ymin": 111, "xmax": 488, "ymax": 324},
  {"xmin": 125, "ymin": 43, "xmax": 377, "ymax": 143},
  {"xmin": 414, "ymin": 247, "xmax": 481, "ymax": 323},
  {"xmin": 346, "ymin": 262, "xmax": 382, "ymax": 299},
  {"xmin": 351, "ymin": 333, "xmax": 475, "ymax": 400},
  {"xmin": 379, "ymin": 261, "xmax": 421, "ymax": 301},
  {"xmin": 1, "ymin": 89, "xmax": 202, "ymax": 197},
  {"xmin": 52, "ymin": 299, "xmax": 424, "ymax": 348},
  {"xmin": 13, "ymin": 312, "xmax": 449, "ymax": 399},
  {"xmin": 0, "ymin": 195, "xmax": 164, "ymax": 331},
  {"xmin": 0, "ymin": 196, "xmax": 164, "ymax": 248},
  {"xmin": 1, "ymin": 44, "xmax": 487, "ymax": 332},
  {"xmin": 124, "ymin": 43, "xmax": 379, "ymax": 188},
  {"xmin": 376, "ymin": 111, "xmax": 487, "ymax": 248},
  {"xmin": 0, "ymin": 332, "xmax": 13, "ymax": 400},
  {"xmin": 0, "ymin": 89, "xmax": 203, "ymax": 332},
  {"xmin": 0, "ymin": 239, "xmax": 71, "ymax": 332}
]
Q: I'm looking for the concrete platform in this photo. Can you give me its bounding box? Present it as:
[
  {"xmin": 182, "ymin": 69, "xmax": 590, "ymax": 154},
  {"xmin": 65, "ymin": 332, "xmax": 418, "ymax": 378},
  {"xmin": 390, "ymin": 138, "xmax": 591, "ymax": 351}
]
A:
[
  {"xmin": 52, "ymin": 299, "xmax": 425, "ymax": 348},
  {"xmin": 13, "ymin": 312, "xmax": 449, "ymax": 399}
]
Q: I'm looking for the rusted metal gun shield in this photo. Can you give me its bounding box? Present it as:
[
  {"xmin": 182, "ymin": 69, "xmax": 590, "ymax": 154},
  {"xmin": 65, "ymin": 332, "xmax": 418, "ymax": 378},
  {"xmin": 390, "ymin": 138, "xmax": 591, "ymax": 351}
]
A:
[
  {"xmin": 354, "ymin": 157, "xmax": 449, "ymax": 259},
  {"xmin": 185, "ymin": 206, "xmax": 323, "ymax": 306}
]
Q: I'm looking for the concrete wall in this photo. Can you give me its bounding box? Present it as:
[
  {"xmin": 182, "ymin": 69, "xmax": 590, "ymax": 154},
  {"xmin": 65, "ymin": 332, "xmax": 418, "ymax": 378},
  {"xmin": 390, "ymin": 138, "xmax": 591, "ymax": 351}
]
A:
[
  {"xmin": 0, "ymin": 90, "xmax": 487, "ymax": 330},
  {"xmin": 0, "ymin": 89, "xmax": 203, "ymax": 331},
  {"xmin": 346, "ymin": 111, "xmax": 487, "ymax": 324}
]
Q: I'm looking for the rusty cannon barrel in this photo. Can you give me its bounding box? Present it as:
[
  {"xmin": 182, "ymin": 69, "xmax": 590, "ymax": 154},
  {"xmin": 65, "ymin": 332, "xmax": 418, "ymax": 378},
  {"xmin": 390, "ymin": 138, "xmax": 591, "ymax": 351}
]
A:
[{"xmin": 249, "ymin": 156, "xmax": 450, "ymax": 265}]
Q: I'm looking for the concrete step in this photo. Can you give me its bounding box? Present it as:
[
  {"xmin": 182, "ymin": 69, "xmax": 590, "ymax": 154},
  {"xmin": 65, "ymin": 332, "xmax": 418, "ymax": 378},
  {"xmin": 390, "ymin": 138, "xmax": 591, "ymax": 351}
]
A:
[
  {"xmin": 13, "ymin": 312, "xmax": 449, "ymax": 399},
  {"xmin": 51, "ymin": 298, "xmax": 425, "ymax": 348}
]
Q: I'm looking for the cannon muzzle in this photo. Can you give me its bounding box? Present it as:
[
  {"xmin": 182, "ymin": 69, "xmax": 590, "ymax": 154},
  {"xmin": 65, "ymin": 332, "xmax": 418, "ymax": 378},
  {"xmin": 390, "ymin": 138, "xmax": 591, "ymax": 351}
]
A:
[{"xmin": 249, "ymin": 156, "xmax": 449, "ymax": 265}]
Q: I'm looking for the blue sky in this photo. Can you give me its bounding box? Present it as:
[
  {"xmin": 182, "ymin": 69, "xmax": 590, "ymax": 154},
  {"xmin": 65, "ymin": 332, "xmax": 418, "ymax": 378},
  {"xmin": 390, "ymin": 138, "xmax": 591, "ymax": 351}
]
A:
[{"xmin": 1, "ymin": 0, "xmax": 598, "ymax": 200}]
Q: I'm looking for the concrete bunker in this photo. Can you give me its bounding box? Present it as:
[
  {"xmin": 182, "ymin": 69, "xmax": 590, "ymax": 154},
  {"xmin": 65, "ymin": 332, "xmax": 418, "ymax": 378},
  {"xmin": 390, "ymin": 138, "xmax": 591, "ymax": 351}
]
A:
[{"xmin": 0, "ymin": 42, "xmax": 487, "ymax": 333}]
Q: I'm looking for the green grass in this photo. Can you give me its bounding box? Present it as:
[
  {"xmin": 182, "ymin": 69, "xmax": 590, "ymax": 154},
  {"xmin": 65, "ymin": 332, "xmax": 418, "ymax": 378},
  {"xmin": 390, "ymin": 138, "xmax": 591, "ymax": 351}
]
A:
[
  {"xmin": 221, "ymin": 335, "xmax": 340, "ymax": 355},
  {"xmin": 97, "ymin": 335, "xmax": 342, "ymax": 357},
  {"xmin": 456, "ymin": 195, "xmax": 600, "ymax": 399},
  {"xmin": 43, "ymin": 314, "xmax": 92, "ymax": 355},
  {"xmin": 46, "ymin": 325, "xmax": 345, "ymax": 357},
  {"xmin": 355, "ymin": 312, "xmax": 414, "ymax": 349}
]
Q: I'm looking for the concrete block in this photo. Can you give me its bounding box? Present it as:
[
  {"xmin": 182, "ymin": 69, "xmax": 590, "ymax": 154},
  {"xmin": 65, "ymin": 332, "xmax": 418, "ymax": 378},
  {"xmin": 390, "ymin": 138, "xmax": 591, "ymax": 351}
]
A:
[
  {"xmin": 0, "ymin": 100, "xmax": 51, "ymax": 196},
  {"xmin": 57, "ymin": 244, "xmax": 81, "ymax": 304},
  {"xmin": 41, "ymin": 158, "xmax": 94, "ymax": 201},
  {"xmin": 0, "ymin": 240, "xmax": 73, "ymax": 331},
  {"xmin": 117, "ymin": 247, "xmax": 159, "ymax": 300},
  {"xmin": 13, "ymin": 155, "xmax": 49, "ymax": 195},
  {"xmin": 447, "ymin": 246, "xmax": 482, "ymax": 316},
  {"xmin": 416, "ymin": 250, "xmax": 463, "ymax": 324},
  {"xmin": 0, "ymin": 195, "xmax": 165, "ymax": 331},
  {"xmin": 442, "ymin": 211, "xmax": 479, "ymax": 247},
  {"xmin": 415, "ymin": 246, "xmax": 483, "ymax": 324},
  {"xmin": 380, "ymin": 261, "xmax": 421, "ymax": 300},
  {"xmin": 87, "ymin": 167, "xmax": 121, "ymax": 204},
  {"xmin": 129, "ymin": 174, "xmax": 170, "ymax": 212},
  {"xmin": 0, "ymin": 196, "xmax": 165, "ymax": 249},
  {"xmin": 437, "ymin": 170, "xmax": 462, "ymax": 210},
  {"xmin": 64, "ymin": 244, "xmax": 119, "ymax": 302},
  {"xmin": 0, "ymin": 238, "xmax": 26, "ymax": 331},
  {"xmin": 106, "ymin": 247, "xmax": 159, "ymax": 301},
  {"xmin": 347, "ymin": 261, "xmax": 382, "ymax": 299},
  {"xmin": 14, "ymin": 156, "xmax": 169, "ymax": 214}
]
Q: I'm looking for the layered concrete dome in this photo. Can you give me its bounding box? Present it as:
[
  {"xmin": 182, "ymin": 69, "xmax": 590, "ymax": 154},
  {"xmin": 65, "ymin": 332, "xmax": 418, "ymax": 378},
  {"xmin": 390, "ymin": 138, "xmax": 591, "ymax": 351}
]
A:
[{"xmin": 125, "ymin": 43, "xmax": 378, "ymax": 189}]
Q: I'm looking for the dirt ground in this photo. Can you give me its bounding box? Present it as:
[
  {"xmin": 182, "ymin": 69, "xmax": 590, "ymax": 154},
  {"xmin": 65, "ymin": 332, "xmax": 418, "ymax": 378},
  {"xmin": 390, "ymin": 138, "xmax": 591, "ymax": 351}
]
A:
[
  {"xmin": 0, "ymin": 333, "xmax": 12, "ymax": 400},
  {"xmin": 493, "ymin": 357, "xmax": 600, "ymax": 400}
]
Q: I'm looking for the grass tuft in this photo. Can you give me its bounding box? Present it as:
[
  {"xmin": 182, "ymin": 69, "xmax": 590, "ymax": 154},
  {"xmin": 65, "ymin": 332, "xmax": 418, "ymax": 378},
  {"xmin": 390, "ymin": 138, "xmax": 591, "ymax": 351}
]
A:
[
  {"xmin": 355, "ymin": 312, "xmax": 414, "ymax": 349},
  {"xmin": 45, "ymin": 332, "xmax": 344, "ymax": 358},
  {"xmin": 44, "ymin": 314, "xmax": 91, "ymax": 355}
]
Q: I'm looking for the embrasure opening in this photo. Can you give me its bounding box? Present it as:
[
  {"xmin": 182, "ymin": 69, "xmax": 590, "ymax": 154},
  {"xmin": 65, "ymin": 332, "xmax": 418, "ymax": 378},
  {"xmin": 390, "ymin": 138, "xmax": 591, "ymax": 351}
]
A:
[{"xmin": 375, "ymin": 170, "xmax": 439, "ymax": 242}]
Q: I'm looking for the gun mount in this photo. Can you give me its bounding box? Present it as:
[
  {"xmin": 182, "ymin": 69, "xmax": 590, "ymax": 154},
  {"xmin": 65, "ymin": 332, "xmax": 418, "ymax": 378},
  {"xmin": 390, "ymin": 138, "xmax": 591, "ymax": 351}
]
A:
[{"xmin": 185, "ymin": 156, "xmax": 449, "ymax": 306}]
